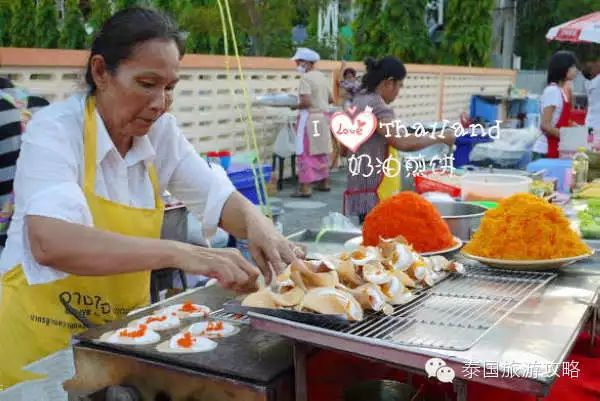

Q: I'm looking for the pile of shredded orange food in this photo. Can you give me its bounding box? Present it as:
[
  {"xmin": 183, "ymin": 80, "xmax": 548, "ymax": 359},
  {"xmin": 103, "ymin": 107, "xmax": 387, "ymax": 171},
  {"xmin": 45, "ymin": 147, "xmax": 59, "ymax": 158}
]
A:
[
  {"xmin": 463, "ymin": 193, "xmax": 590, "ymax": 260},
  {"xmin": 362, "ymin": 192, "xmax": 454, "ymax": 252}
]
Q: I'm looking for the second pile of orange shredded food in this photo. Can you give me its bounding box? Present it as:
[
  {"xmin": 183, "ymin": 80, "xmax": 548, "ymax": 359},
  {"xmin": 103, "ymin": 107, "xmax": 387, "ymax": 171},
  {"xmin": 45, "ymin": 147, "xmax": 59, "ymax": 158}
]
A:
[
  {"xmin": 463, "ymin": 193, "xmax": 590, "ymax": 260},
  {"xmin": 362, "ymin": 192, "xmax": 454, "ymax": 252}
]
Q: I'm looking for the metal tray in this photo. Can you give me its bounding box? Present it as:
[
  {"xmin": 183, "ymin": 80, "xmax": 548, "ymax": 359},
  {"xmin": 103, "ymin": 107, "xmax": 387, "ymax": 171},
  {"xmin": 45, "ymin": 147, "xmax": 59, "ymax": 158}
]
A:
[
  {"xmin": 223, "ymin": 299, "xmax": 351, "ymax": 328},
  {"xmin": 286, "ymin": 229, "xmax": 361, "ymax": 259}
]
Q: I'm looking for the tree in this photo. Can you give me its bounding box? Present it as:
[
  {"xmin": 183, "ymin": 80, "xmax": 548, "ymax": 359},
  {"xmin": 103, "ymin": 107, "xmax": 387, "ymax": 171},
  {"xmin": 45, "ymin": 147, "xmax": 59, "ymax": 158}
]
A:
[
  {"xmin": 352, "ymin": 0, "xmax": 432, "ymax": 63},
  {"xmin": 9, "ymin": 0, "xmax": 36, "ymax": 48},
  {"xmin": 438, "ymin": 0, "xmax": 494, "ymax": 66},
  {"xmin": 59, "ymin": 0, "xmax": 87, "ymax": 49},
  {"xmin": 515, "ymin": 0, "xmax": 600, "ymax": 69},
  {"xmin": 154, "ymin": 0, "xmax": 189, "ymax": 20},
  {"xmin": 35, "ymin": 0, "xmax": 60, "ymax": 48},
  {"xmin": 115, "ymin": 0, "xmax": 144, "ymax": 10},
  {"xmin": 242, "ymin": 0, "xmax": 296, "ymax": 57},
  {"xmin": 0, "ymin": 1, "xmax": 12, "ymax": 46},
  {"xmin": 86, "ymin": 0, "xmax": 113, "ymax": 46}
]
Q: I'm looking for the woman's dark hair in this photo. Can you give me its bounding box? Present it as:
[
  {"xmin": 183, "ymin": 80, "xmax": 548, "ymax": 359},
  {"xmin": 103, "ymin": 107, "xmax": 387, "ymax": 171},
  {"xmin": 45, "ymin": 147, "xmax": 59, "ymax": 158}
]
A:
[
  {"xmin": 85, "ymin": 7, "xmax": 186, "ymax": 92},
  {"xmin": 343, "ymin": 67, "xmax": 357, "ymax": 78},
  {"xmin": 361, "ymin": 56, "xmax": 407, "ymax": 92},
  {"xmin": 547, "ymin": 50, "xmax": 578, "ymax": 84},
  {"xmin": 0, "ymin": 77, "xmax": 14, "ymax": 89}
]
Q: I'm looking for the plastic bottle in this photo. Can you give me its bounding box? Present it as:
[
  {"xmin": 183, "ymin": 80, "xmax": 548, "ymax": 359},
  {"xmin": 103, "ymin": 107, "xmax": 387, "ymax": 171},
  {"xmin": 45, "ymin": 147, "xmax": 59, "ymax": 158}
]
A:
[{"xmin": 572, "ymin": 147, "xmax": 589, "ymax": 192}]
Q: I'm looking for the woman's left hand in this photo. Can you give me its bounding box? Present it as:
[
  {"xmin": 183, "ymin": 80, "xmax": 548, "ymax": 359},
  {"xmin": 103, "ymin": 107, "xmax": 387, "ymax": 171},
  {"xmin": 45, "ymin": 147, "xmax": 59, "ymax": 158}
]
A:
[{"xmin": 246, "ymin": 216, "xmax": 305, "ymax": 283}]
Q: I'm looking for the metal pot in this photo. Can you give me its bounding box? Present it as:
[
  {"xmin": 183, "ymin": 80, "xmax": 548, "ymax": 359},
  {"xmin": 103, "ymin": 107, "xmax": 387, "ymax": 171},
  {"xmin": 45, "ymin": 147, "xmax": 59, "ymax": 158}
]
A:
[{"xmin": 432, "ymin": 202, "xmax": 487, "ymax": 242}]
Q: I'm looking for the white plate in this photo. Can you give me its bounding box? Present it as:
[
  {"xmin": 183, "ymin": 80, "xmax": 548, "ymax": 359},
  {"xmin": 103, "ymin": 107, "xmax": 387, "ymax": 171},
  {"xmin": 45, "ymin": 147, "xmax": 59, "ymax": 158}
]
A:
[
  {"xmin": 344, "ymin": 236, "xmax": 463, "ymax": 256},
  {"xmin": 460, "ymin": 249, "xmax": 595, "ymax": 271}
]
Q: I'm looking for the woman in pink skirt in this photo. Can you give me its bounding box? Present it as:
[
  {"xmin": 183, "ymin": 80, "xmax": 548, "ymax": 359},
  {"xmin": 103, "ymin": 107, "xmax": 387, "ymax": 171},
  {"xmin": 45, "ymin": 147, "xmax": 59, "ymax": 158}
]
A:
[{"xmin": 291, "ymin": 47, "xmax": 333, "ymax": 198}]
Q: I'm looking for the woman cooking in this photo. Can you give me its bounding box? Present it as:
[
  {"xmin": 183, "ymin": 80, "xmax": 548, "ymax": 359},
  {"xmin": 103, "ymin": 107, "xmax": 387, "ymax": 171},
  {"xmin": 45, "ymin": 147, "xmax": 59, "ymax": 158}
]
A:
[
  {"xmin": 344, "ymin": 56, "xmax": 455, "ymax": 223},
  {"xmin": 0, "ymin": 7, "xmax": 300, "ymax": 389},
  {"xmin": 532, "ymin": 50, "xmax": 579, "ymax": 159}
]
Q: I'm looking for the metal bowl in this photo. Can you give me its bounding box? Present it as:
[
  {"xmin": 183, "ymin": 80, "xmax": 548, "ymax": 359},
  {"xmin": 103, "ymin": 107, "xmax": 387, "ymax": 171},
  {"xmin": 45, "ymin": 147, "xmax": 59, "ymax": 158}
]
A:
[
  {"xmin": 343, "ymin": 380, "xmax": 418, "ymax": 401},
  {"xmin": 432, "ymin": 202, "xmax": 488, "ymax": 242}
]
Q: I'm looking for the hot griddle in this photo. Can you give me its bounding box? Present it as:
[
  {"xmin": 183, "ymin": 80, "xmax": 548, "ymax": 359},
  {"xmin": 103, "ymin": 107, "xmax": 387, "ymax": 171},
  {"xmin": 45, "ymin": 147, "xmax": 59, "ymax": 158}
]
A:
[{"xmin": 73, "ymin": 285, "xmax": 293, "ymax": 385}]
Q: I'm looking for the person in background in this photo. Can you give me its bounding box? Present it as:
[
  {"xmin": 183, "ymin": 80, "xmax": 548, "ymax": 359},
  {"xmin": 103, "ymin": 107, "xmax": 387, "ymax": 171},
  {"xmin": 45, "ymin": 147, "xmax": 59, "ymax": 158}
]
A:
[
  {"xmin": 331, "ymin": 62, "xmax": 361, "ymax": 170},
  {"xmin": 0, "ymin": 77, "xmax": 49, "ymax": 246},
  {"xmin": 580, "ymin": 47, "xmax": 600, "ymax": 133},
  {"xmin": 532, "ymin": 51, "xmax": 579, "ymax": 159},
  {"xmin": 344, "ymin": 56, "xmax": 455, "ymax": 223},
  {"xmin": 337, "ymin": 61, "xmax": 360, "ymax": 108},
  {"xmin": 291, "ymin": 47, "xmax": 333, "ymax": 197}
]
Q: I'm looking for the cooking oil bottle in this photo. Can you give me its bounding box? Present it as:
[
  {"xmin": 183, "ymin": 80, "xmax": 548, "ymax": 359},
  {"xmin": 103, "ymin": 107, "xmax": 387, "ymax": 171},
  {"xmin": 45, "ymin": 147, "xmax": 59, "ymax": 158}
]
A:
[{"xmin": 572, "ymin": 147, "xmax": 589, "ymax": 192}]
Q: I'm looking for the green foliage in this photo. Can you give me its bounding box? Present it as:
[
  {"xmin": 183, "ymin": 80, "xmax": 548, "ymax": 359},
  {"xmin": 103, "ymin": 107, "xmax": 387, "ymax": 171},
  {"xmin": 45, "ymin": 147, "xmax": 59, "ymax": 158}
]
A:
[
  {"xmin": 9, "ymin": 1, "xmax": 36, "ymax": 48},
  {"xmin": 352, "ymin": 0, "xmax": 433, "ymax": 63},
  {"xmin": 87, "ymin": 0, "xmax": 113, "ymax": 46},
  {"xmin": 35, "ymin": 0, "xmax": 59, "ymax": 48},
  {"xmin": 0, "ymin": 1, "xmax": 11, "ymax": 46},
  {"xmin": 438, "ymin": 0, "xmax": 493, "ymax": 66},
  {"xmin": 229, "ymin": 0, "xmax": 296, "ymax": 57},
  {"xmin": 115, "ymin": 0, "xmax": 148, "ymax": 10},
  {"xmin": 516, "ymin": 0, "xmax": 600, "ymax": 69},
  {"xmin": 59, "ymin": 0, "xmax": 87, "ymax": 49}
]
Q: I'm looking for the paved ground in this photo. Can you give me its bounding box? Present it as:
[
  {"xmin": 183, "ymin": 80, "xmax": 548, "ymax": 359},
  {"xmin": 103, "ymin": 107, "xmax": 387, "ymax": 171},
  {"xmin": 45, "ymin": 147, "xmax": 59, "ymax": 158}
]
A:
[{"xmin": 271, "ymin": 169, "xmax": 360, "ymax": 236}]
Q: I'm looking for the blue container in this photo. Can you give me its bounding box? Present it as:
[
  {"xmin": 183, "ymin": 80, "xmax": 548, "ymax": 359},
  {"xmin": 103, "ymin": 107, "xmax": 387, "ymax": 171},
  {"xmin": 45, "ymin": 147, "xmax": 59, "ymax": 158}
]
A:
[
  {"xmin": 227, "ymin": 163, "xmax": 272, "ymax": 204},
  {"xmin": 470, "ymin": 95, "xmax": 500, "ymax": 124},
  {"xmin": 453, "ymin": 135, "xmax": 494, "ymax": 168},
  {"xmin": 219, "ymin": 156, "xmax": 231, "ymax": 170},
  {"xmin": 527, "ymin": 158, "xmax": 573, "ymax": 193},
  {"xmin": 522, "ymin": 98, "xmax": 541, "ymax": 114}
]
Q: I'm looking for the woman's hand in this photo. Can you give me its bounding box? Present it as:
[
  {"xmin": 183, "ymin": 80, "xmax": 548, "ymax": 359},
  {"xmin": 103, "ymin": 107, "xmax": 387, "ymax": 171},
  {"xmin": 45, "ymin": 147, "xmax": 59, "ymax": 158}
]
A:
[
  {"xmin": 246, "ymin": 215, "xmax": 304, "ymax": 283},
  {"xmin": 172, "ymin": 242, "xmax": 261, "ymax": 292}
]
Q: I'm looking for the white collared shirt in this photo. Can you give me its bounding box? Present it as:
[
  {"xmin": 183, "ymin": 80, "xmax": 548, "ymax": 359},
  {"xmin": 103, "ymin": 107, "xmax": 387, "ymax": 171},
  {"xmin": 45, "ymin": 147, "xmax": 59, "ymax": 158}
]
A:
[
  {"xmin": 0, "ymin": 93, "xmax": 235, "ymax": 285},
  {"xmin": 586, "ymin": 75, "xmax": 600, "ymax": 129}
]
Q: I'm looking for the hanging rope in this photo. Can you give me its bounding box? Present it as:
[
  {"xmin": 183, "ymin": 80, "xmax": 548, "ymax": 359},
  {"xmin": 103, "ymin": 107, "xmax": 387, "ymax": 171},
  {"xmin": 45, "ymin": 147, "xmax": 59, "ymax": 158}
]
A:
[{"xmin": 216, "ymin": 0, "xmax": 272, "ymax": 218}]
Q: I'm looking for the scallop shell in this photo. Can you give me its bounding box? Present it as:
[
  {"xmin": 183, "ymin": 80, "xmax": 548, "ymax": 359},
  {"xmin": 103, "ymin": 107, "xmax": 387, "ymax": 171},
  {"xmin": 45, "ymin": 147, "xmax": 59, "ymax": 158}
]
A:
[
  {"xmin": 271, "ymin": 287, "xmax": 305, "ymax": 307},
  {"xmin": 392, "ymin": 269, "xmax": 417, "ymax": 288},
  {"xmin": 426, "ymin": 255, "xmax": 450, "ymax": 272},
  {"xmin": 447, "ymin": 261, "xmax": 465, "ymax": 273},
  {"xmin": 380, "ymin": 277, "xmax": 413, "ymax": 305},
  {"xmin": 388, "ymin": 244, "xmax": 417, "ymax": 271},
  {"xmin": 289, "ymin": 260, "xmax": 339, "ymax": 289},
  {"xmin": 351, "ymin": 246, "xmax": 380, "ymax": 266},
  {"xmin": 339, "ymin": 283, "xmax": 390, "ymax": 313},
  {"xmin": 406, "ymin": 260, "xmax": 427, "ymax": 281},
  {"xmin": 336, "ymin": 259, "xmax": 364, "ymax": 288},
  {"xmin": 242, "ymin": 289, "xmax": 277, "ymax": 308},
  {"xmin": 362, "ymin": 262, "xmax": 392, "ymax": 285},
  {"xmin": 242, "ymin": 287, "xmax": 305, "ymax": 308},
  {"xmin": 300, "ymin": 287, "xmax": 364, "ymax": 321}
]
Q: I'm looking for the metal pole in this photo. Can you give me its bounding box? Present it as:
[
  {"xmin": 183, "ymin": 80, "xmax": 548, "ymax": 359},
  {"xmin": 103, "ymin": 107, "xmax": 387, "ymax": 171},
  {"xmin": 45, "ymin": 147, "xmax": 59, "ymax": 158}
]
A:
[{"xmin": 502, "ymin": 0, "xmax": 517, "ymax": 69}]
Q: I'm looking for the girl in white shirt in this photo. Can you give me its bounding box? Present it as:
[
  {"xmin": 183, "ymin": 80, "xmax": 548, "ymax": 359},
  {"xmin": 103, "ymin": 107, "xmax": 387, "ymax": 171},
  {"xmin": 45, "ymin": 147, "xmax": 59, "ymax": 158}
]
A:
[{"xmin": 532, "ymin": 51, "xmax": 578, "ymax": 159}]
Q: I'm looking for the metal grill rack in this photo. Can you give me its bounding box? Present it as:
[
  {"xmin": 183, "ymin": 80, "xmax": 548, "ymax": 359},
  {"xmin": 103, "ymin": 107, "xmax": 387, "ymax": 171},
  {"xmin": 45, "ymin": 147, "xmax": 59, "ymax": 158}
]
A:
[
  {"xmin": 210, "ymin": 308, "xmax": 251, "ymax": 325},
  {"xmin": 251, "ymin": 266, "xmax": 557, "ymax": 351},
  {"xmin": 341, "ymin": 266, "xmax": 556, "ymax": 350}
]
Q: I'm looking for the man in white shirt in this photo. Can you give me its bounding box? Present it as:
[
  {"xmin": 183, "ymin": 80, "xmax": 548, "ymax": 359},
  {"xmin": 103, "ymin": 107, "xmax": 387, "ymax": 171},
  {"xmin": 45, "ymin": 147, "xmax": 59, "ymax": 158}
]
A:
[{"xmin": 582, "ymin": 57, "xmax": 600, "ymax": 131}]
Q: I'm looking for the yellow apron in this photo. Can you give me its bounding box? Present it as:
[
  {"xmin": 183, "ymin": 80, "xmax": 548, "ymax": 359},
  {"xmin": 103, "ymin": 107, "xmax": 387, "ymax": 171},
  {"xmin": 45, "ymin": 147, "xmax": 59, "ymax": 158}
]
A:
[
  {"xmin": 0, "ymin": 96, "xmax": 164, "ymax": 389},
  {"xmin": 376, "ymin": 146, "xmax": 401, "ymax": 200}
]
